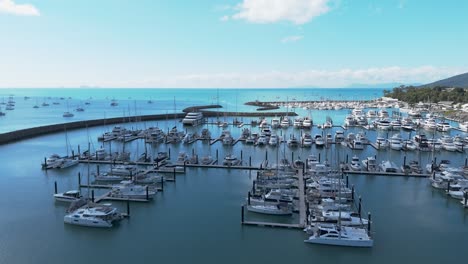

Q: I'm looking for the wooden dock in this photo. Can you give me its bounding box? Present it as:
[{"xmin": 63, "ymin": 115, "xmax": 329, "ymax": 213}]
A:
[{"xmin": 242, "ymin": 221, "xmax": 302, "ymax": 229}]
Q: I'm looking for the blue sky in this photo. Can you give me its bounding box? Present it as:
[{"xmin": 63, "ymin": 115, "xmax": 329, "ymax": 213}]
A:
[{"xmin": 0, "ymin": 0, "xmax": 467, "ymax": 88}]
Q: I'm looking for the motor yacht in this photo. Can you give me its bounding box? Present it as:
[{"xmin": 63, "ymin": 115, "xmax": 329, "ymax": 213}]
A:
[
  {"xmin": 54, "ymin": 190, "xmax": 82, "ymax": 203},
  {"xmin": 182, "ymin": 112, "xmax": 204, "ymax": 126},
  {"xmin": 64, "ymin": 199, "xmax": 123, "ymax": 228}
]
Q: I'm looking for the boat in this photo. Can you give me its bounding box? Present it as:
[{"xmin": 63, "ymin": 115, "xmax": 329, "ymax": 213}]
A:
[
  {"xmin": 269, "ymin": 134, "xmax": 279, "ymax": 146},
  {"xmin": 280, "ymin": 117, "xmax": 290, "ymax": 128},
  {"xmin": 402, "ymin": 140, "xmax": 417, "ymax": 151},
  {"xmin": 458, "ymin": 121, "xmax": 468, "ymax": 132},
  {"xmin": 109, "ymin": 181, "xmax": 157, "ymax": 199},
  {"xmin": 56, "ymin": 158, "xmax": 79, "ymax": 169},
  {"xmin": 362, "ymin": 156, "xmax": 378, "ymax": 171},
  {"xmin": 200, "ymin": 155, "xmax": 213, "ymax": 165},
  {"xmin": 314, "ymin": 134, "xmax": 325, "ymax": 148},
  {"xmin": 256, "ymin": 134, "xmax": 268, "ymax": 146},
  {"xmin": 374, "ymin": 137, "xmax": 389, "ymax": 149},
  {"xmin": 223, "ymin": 154, "xmax": 240, "ymax": 166},
  {"xmin": 389, "ymin": 134, "xmax": 403, "ymax": 151},
  {"xmin": 64, "ymin": 199, "xmax": 123, "ymax": 228},
  {"xmin": 379, "ymin": 160, "xmax": 399, "ymax": 173},
  {"xmin": 302, "ymin": 117, "xmax": 313, "ymax": 128},
  {"xmin": 246, "ymin": 203, "xmax": 292, "ymax": 215},
  {"xmin": 293, "ymin": 118, "xmax": 303, "ymax": 128},
  {"xmin": 413, "ymin": 134, "xmax": 429, "ymax": 150},
  {"xmin": 54, "ymin": 190, "xmax": 82, "ymax": 203},
  {"xmin": 349, "ymin": 156, "xmax": 361, "ymax": 171},
  {"xmin": 334, "ymin": 131, "xmax": 345, "ymax": 143},
  {"xmin": 376, "ymin": 119, "xmax": 391, "ymax": 130},
  {"xmin": 302, "ymin": 133, "xmax": 313, "ymax": 147},
  {"xmin": 271, "ymin": 117, "xmax": 280, "ymax": 129},
  {"xmin": 109, "ymin": 164, "xmax": 138, "ymax": 176},
  {"xmin": 436, "ymin": 122, "xmax": 451, "ymax": 132},
  {"xmin": 423, "ymin": 118, "xmax": 437, "ymax": 131},
  {"xmin": 62, "ymin": 111, "xmax": 74, "ymax": 118},
  {"xmin": 182, "ymin": 112, "xmax": 204, "ymax": 126},
  {"xmin": 200, "ymin": 128, "xmax": 212, "ymax": 140},
  {"xmin": 287, "ymin": 135, "xmax": 299, "ymax": 148},
  {"xmin": 42, "ymin": 154, "xmax": 64, "ymax": 169},
  {"xmin": 351, "ymin": 138, "xmax": 364, "ymax": 150},
  {"xmin": 304, "ymin": 223, "xmax": 373, "ymax": 247},
  {"xmin": 439, "ymin": 135, "xmax": 457, "ymax": 152}
]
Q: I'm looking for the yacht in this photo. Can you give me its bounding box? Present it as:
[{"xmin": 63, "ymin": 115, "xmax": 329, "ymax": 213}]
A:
[
  {"xmin": 366, "ymin": 110, "xmax": 377, "ymax": 118},
  {"xmin": 334, "ymin": 131, "xmax": 345, "ymax": 143},
  {"xmin": 302, "ymin": 117, "xmax": 313, "ymax": 128},
  {"xmin": 271, "ymin": 118, "xmax": 280, "ymax": 129},
  {"xmin": 64, "ymin": 199, "xmax": 123, "ymax": 228},
  {"xmin": 376, "ymin": 119, "xmax": 391, "ymax": 130},
  {"xmin": 200, "ymin": 128, "xmax": 212, "ymax": 140},
  {"xmin": 349, "ymin": 155, "xmax": 362, "ymax": 171},
  {"xmin": 427, "ymin": 138, "xmax": 442, "ymax": 151},
  {"xmin": 413, "ymin": 134, "xmax": 429, "ymax": 150},
  {"xmin": 42, "ymin": 154, "xmax": 64, "ymax": 169},
  {"xmin": 344, "ymin": 115, "xmax": 356, "ymax": 127},
  {"xmin": 458, "ymin": 121, "xmax": 468, "ymax": 132},
  {"xmin": 389, "ymin": 134, "xmax": 403, "ymax": 151},
  {"xmin": 302, "ymin": 133, "xmax": 313, "ymax": 147},
  {"xmin": 268, "ymin": 134, "xmax": 279, "ymax": 146},
  {"xmin": 314, "ymin": 134, "xmax": 325, "ymax": 148},
  {"xmin": 110, "ymin": 181, "xmax": 157, "ymax": 199},
  {"xmin": 423, "ymin": 118, "xmax": 437, "ymax": 131},
  {"xmin": 56, "ymin": 158, "xmax": 79, "ymax": 169},
  {"xmin": 256, "ymin": 135, "xmax": 268, "ymax": 146},
  {"xmin": 378, "ymin": 109, "xmax": 389, "ymax": 118},
  {"xmin": 304, "ymin": 224, "xmax": 373, "ymax": 248},
  {"xmin": 401, "ymin": 118, "xmax": 415, "ymax": 131},
  {"xmin": 375, "ymin": 137, "xmax": 388, "ymax": 149},
  {"xmin": 246, "ymin": 203, "xmax": 292, "ymax": 215},
  {"xmin": 390, "ymin": 119, "xmax": 402, "ymax": 130},
  {"xmin": 362, "ymin": 156, "xmax": 378, "ymax": 171},
  {"xmin": 182, "ymin": 112, "xmax": 204, "ymax": 126},
  {"xmin": 223, "ymin": 154, "xmax": 240, "ymax": 166},
  {"xmin": 439, "ymin": 136, "xmax": 457, "ymax": 152},
  {"xmin": 293, "ymin": 118, "xmax": 303, "ymax": 128},
  {"xmin": 436, "ymin": 122, "xmax": 451, "ymax": 132},
  {"xmin": 287, "ymin": 135, "xmax": 299, "ymax": 148},
  {"xmin": 200, "ymin": 155, "xmax": 213, "ymax": 165},
  {"xmin": 54, "ymin": 190, "xmax": 82, "ymax": 203},
  {"xmin": 402, "ymin": 140, "xmax": 417, "ymax": 151},
  {"xmin": 379, "ymin": 160, "xmax": 399, "ymax": 173},
  {"xmin": 63, "ymin": 112, "xmax": 74, "ymax": 118},
  {"xmin": 109, "ymin": 164, "xmax": 138, "ymax": 176},
  {"xmin": 351, "ymin": 138, "xmax": 364, "ymax": 150},
  {"xmin": 280, "ymin": 117, "xmax": 290, "ymax": 128}
]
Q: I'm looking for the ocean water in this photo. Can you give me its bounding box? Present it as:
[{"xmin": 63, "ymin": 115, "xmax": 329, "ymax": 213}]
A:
[
  {"xmin": 0, "ymin": 88, "xmax": 385, "ymax": 133},
  {"xmin": 0, "ymin": 88, "xmax": 467, "ymax": 264}
]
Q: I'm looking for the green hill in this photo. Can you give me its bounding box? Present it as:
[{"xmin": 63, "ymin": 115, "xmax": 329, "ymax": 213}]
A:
[{"xmin": 420, "ymin": 72, "xmax": 468, "ymax": 88}]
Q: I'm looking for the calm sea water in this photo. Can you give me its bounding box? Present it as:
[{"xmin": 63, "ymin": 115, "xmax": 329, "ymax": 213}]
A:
[
  {"xmin": 0, "ymin": 88, "xmax": 467, "ymax": 264},
  {"xmin": 0, "ymin": 88, "xmax": 384, "ymax": 133}
]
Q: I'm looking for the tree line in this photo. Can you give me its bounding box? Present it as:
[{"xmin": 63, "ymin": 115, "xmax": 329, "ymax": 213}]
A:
[{"xmin": 383, "ymin": 86, "xmax": 468, "ymax": 104}]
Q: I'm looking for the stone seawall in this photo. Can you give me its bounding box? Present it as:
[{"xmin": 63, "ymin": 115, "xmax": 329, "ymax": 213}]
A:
[{"xmin": 0, "ymin": 110, "xmax": 297, "ymax": 145}]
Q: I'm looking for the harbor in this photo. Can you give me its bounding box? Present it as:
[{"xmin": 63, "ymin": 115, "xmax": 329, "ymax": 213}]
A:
[{"xmin": 1, "ymin": 90, "xmax": 468, "ymax": 263}]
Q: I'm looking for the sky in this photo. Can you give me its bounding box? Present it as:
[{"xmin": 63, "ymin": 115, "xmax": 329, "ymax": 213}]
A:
[{"xmin": 0, "ymin": 0, "xmax": 467, "ymax": 88}]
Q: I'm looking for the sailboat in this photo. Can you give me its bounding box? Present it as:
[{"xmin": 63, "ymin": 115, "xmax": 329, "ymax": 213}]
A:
[
  {"xmin": 304, "ymin": 177, "xmax": 373, "ymax": 247},
  {"xmin": 63, "ymin": 100, "xmax": 74, "ymax": 118}
]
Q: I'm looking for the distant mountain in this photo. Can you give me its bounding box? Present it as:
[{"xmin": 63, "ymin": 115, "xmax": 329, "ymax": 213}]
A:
[{"xmin": 419, "ymin": 72, "xmax": 468, "ymax": 88}]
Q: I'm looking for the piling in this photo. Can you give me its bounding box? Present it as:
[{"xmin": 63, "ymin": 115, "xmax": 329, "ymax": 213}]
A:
[
  {"xmin": 44, "ymin": 157, "xmax": 47, "ymax": 170},
  {"xmin": 173, "ymin": 168, "xmax": 176, "ymax": 182},
  {"xmin": 318, "ymin": 153, "xmax": 321, "ymax": 162},
  {"xmin": 465, "ymin": 158, "xmax": 467, "ymax": 167},
  {"xmin": 160, "ymin": 176, "xmax": 164, "ymax": 192},
  {"xmin": 464, "ymin": 192, "xmax": 467, "ymax": 206},
  {"xmin": 447, "ymin": 181, "xmax": 450, "ymax": 194},
  {"xmin": 216, "ymin": 149, "xmax": 219, "ymax": 160},
  {"xmin": 240, "ymin": 150, "xmax": 243, "ymax": 160},
  {"xmin": 403, "ymin": 156, "xmax": 406, "ymax": 166},
  {"xmin": 54, "ymin": 181, "xmax": 57, "ymax": 194},
  {"xmin": 146, "ymin": 186, "xmax": 149, "ymax": 200},
  {"xmin": 192, "ymin": 148, "xmax": 195, "ymax": 156},
  {"xmin": 126, "ymin": 199, "xmax": 130, "ymax": 216},
  {"xmin": 252, "ymin": 180, "xmax": 256, "ymax": 192},
  {"xmin": 358, "ymin": 197, "xmax": 362, "ymax": 219},
  {"xmin": 78, "ymin": 145, "xmax": 81, "ymax": 156},
  {"xmin": 346, "ymin": 176, "xmax": 349, "ymax": 188},
  {"xmin": 97, "ymin": 165, "xmax": 100, "ymax": 175},
  {"xmin": 265, "ymin": 150, "xmax": 268, "ymax": 161},
  {"xmin": 346, "ymin": 154, "xmax": 349, "ymax": 163},
  {"xmin": 291, "ymin": 152, "xmax": 294, "ymax": 162},
  {"xmin": 71, "ymin": 150, "xmax": 75, "ymax": 158},
  {"xmin": 91, "ymin": 190, "xmax": 95, "ymax": 202},
  {"xmin": 248, "ymin": 192, "xmax": 251, "ymax": 205},
  {"xmin": 368, "ymin": 212, "xmax": 372, "ymax": 233},
  {"xmin": 241, "ymin": 205, "xmax": 245, "ymax": 223},
  {"xmin": 249, "ymin": 156, "xmax": 252, "ymax": 167},
  {"xmin": 168, "ymin": 148, "xmax": 171, "ymax": 159},
  {"xmin": 78, "ymin": 172, "xmax": 81, "ymax": 187},
  {"xmin": 184, "ymin": 161, "xmax": 187, "ymax": 173},
  {"xmin": 351, "ymin": 185, "xmax": 355, "ymax": 201}
]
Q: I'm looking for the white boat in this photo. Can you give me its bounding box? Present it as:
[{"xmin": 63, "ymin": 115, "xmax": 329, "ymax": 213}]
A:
[
  {"xmin": 246, "ymin": 204, "xmax": 292, "ymax": 215},
  {"xmin": 293, "ymin": 118, "xmax": 303, "ymax": 128},
  {"xmin": 302, "ymin": 133, "xmax": 313, "ymax": 147},
  {"xmin": 302, "ymin": 117, "xmax": 313, "ymax": 128},
  {"xmin": 287, "ymin": 135, "xmax": 299, "ymax": 147},
  {"xmin": 423, "ymin": 118, "xmax": 437, "ymax": 131},
  {"xmin": 64, "ymin": 199, "xmax": 123, "ymax": 228},
  {"xmin": 458, "ymin": 121, "xmax": 468, "ymax": 132},
  {"xmin": 54, "ymin": 190, "xmax": 82, "ymax": 203},
  {"xmin": 280, "ymin": 117, "xmax": 290, "ymax": 128},
  {"xmin": 269, "ymin": 134, "xmax": 279, "ymax": 146},
  {"xmin": 63, "ymin": 111, "xmax": 74, "ymax": 118},
  {"xmin": 349, "ymin": 156, "xmax": 361, "ymax": 171},
  {"xmin": 56, "ymin": 158, "xmax": 79, "ymax": 169},
  {"xmin": 436, "ymin": 122, "xmax": 451, "ymax": 132},
  {"xmin": 110, "ymin": 181, "xmax": 156, "ymax": 199},
  {"xmin": 271, "ymin": 118, "xmax": 280, "ymax": 129},
  {"xmin": 389, "ymin": 134, "xmax": 403, "ymax": 151},
  {"xmin": 182, "ymin": 112, "xmax": 204, "ymax": 126},
  {"xmin": 200, "ymin": 155, "xmax": 213, "ymax": 165},
  {"xmin": 439, "ymin": 136, "xmax": 457, "ymax": 152},
  {"xmin": 402, "ymin": 140, "xmax": 417, "ymax": 151},
  {"xmin": 223, "ymin": 154, "xmax": 240, "ymax": 166},
  {"xmin": 304, "ymin": 224, "xmax": 373, "ymax": 248},
  {"xmin": 334, "ymin": 131, "xmax": 345, "ymax": 143},
  {"xmin": 379, "ymin": 160, "xmax": 399, "ymax": 173},
  {"xmin": 42, "ymin": 154, "xmax": 64, "ymax": 169},
  {"xmin": 351, "ymin": 138, "xmax": 364, "ymax": 150},
  {"xmin": 362, "ymin": 156, "xmax": 378, "ymax": 171},
  {"xmin": 110, "ymin": 164, "xmax": 138, "ymax": 176},
  {"xmin": 314, "ymin": 134, "xmax": 325, "ymax": 147},
  {"xmin": 256, "ymin": 135, "xmax": 268, "ymax": 146},
  {"xmin": 376, "ymin": 119, "xmax": 391, "ymax": 130}
]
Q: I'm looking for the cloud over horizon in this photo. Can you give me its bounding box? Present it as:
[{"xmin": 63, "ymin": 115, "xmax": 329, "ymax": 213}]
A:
[
  {"xmin": 228, "ymin": 0, "xmax": 330, "ymax": 24},
  {"xmin": 0, "ymin": 0, "xmax": 40, "ymax": 16}
]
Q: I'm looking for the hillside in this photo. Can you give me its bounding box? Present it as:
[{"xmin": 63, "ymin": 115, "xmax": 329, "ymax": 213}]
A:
[{"xmin": 420, "ymin": 72, "xmax": 468, "ymax": 88}]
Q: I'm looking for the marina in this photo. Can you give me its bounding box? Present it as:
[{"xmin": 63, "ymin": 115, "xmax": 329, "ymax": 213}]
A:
[{"xmin": 1, "ymin": 89, "xmax": 468, "ymax": 263}]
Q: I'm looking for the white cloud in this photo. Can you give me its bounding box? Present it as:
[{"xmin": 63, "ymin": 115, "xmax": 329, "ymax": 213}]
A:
[
  {"xmin": 229, "ymin": 0, "xmax": 330, "ymax": 25},
  {"xmin": 281, "ymin": 35, "xmax": 304, "ymax": 43},
  {"xmin": 0, "ymin": 0, "xmax": 40, "ymax": 16},
  {"xmin": 2, "ymin": 66, "xmax": 465, "ymax": 89}
]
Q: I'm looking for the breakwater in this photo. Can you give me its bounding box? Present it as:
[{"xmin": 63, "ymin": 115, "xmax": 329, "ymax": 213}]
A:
[{"xmin": 0, "ymin": 107, "xmax": 297, "ymax": 145}]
